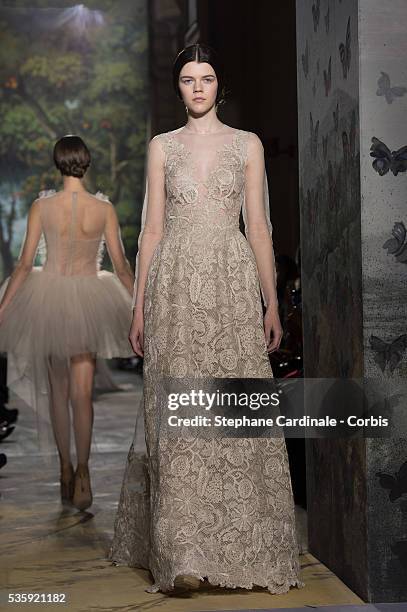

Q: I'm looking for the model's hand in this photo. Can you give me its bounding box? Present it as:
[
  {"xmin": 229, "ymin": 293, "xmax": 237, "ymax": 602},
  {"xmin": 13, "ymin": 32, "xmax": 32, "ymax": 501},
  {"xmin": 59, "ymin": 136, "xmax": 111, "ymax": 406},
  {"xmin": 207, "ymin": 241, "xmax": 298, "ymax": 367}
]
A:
[
  {"xmin": 129, "ymin": 308, "xmax": 144, "ymax": 357},
  {"xmin": 264, "ymin": 307, "xmax": 283, "ymax": 353}
]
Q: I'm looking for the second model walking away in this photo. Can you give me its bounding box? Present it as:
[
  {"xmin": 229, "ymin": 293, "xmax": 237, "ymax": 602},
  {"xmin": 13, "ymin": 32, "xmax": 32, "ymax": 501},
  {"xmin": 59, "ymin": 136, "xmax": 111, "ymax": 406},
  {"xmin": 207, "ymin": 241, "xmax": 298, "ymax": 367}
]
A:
[{"xmin": 0, "ymin": 136, "xmax": 135, "ymax": 510}]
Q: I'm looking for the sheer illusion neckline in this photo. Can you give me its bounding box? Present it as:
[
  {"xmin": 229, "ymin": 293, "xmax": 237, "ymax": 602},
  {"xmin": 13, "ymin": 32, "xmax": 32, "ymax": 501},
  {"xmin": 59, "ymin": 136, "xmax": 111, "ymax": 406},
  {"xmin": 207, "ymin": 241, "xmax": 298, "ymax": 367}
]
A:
[
  {"xmin": 165, "ymin": 128, "xmax": 243, "ymax": 186},
  {"xmin": 180, "ymin": 125, "xmax": 235, "ymax": 136},
  {"xmin": 177, "ymin": 124, "xmax": 238, "ymax": 136}
]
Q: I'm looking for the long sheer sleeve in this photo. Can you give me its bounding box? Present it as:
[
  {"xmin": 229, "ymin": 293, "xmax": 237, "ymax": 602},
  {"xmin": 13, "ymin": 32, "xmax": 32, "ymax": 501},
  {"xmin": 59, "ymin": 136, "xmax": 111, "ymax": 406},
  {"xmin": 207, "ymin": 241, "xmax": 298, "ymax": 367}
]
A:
[
  {"xmin": 132, "ymin": 135, "xmax": 166, "ymax": 310},
  {"xmin": 242, "ymin": 132, "xmax": 278, "ymax": 311}
]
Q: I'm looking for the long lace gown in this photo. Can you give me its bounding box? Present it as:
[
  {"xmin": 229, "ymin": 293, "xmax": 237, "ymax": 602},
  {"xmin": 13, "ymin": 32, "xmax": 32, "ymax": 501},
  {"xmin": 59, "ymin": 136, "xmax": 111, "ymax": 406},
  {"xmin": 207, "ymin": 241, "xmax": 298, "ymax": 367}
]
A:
[
  {"xmin": 109, "ymin": 127, "xmax": 305, "ymax": 594},
  {"xmin": 0, "ymin": 190, "xmax": 134, "ymax": 447}
]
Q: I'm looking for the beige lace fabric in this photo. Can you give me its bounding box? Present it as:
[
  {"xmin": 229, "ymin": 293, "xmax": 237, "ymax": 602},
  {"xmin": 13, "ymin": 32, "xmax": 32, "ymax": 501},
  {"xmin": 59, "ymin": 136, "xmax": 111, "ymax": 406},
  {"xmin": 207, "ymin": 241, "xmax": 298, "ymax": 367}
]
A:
[
  {"xmin": 109, "ymin": 127, "xmax": 305, "ymax": 594},
  {"xmin": 0, "ymin": 190, "xmax": 134, "ymax": 451}
]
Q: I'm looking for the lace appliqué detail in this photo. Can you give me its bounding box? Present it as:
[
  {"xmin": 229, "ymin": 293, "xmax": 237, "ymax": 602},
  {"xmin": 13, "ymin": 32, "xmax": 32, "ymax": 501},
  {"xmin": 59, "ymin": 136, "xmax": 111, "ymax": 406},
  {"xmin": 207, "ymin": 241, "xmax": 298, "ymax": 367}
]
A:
[
  {"xmin": 95, "ymin": 237, "xmax": 105, "ymax": 270},
  {"xmin": 38, "ymin": 189, "xmax": 57, "ymax": 199},
  {"xmin": 94, "ymin": 191, "xmax": 110, "ymax": 202},
  {"xmin": 157, "ymin": 130, "xmax": 248, "ymax": 226},
  {"xmin": 205, "ymin": 132, "xmax": 247, "ymax": 211}
]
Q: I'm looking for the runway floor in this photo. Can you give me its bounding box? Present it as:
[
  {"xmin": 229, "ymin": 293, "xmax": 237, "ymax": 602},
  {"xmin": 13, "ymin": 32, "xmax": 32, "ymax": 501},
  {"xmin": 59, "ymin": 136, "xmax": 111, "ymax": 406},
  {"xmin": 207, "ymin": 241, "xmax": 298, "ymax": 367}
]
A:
[{"xmin": 0, "ymin": 366, "xmax": 364, "ymax": 611}]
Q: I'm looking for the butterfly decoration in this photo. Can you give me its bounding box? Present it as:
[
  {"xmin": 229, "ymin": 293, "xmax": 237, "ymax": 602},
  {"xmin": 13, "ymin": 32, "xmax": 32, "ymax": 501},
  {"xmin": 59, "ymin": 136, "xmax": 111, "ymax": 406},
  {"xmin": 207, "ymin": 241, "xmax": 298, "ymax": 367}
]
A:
[
  {"xmin": 370, "ymin": 137, "xmax": 407, "ymax": 176},
  {"xmin": 322, "ymin": 134, "xmax": 328, "ymax": 160},
  {"xmin": 339, "ymin": 16, "xmax": 351, "ymax": 79},
  {"xmin": 323, "ymin": 56, "xmax": 332, "ymax": 96},
  {"xmin": 376, "ymin": 460, "xmax": 407, "ymax": 502},
  {"xmin": 312, "ymin": 80, "xmax": 316, "ymax": 97},
  {"xmin": 333, "ymin": 101, "xmax": 339, "ymax": 132},
  {"xmin": 362, "ymin": 392, "xmax": 401, "ymax": 425},
  {"xmin": 324, "ymin": 6, "xmax": 330, "ymax": 34},
  {"xmin": 301, "ymin": 40, "xmax": 309, "ymax": 78},
  {"xmin": 369, "ymin": 334, "xmax": 407, "ymax": 373},
  {"xmin": 376, "ymin": 71, "xmax": 407, "ymax": 104},
  {"xmin": 383, "ymin": 221, "xmax": 407, "ymax": 264},
  {"xmin": 312, "ymin": 0, "xmax": 320, "ymax": 33},
  {"xmin": 342, "ymin": 109, "xmax": 357, "ymax": 167},
  {"xmin": 309, "ymin": 112, "xmax": 319, "ymax": 158}
]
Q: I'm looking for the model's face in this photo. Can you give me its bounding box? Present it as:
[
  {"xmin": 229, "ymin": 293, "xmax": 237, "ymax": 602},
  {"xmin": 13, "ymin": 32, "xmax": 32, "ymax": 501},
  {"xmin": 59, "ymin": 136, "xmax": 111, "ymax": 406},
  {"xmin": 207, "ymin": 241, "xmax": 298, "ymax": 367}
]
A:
[{"xmin": 178, "ymin": 61, "xmax": 218, "ymax": 113}]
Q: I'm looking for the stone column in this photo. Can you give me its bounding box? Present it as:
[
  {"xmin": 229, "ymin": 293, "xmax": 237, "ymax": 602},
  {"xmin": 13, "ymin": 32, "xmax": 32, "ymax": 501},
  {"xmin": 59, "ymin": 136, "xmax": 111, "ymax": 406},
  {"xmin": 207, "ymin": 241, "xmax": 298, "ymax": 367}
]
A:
[{"xmin": 296, "ymin": 0, "xmax": 407, "ymax": 602}]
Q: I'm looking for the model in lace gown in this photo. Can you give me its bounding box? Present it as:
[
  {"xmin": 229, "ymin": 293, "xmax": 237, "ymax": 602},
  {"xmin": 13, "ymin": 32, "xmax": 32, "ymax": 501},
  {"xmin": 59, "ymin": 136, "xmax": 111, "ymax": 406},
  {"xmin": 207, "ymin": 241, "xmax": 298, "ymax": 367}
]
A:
[
  {"xmin": 109, "ymin": 45, "xmax": 304, "ymax": 594},
  {"xmin": 0, "ymin": 136, "xmax": 134, "ymax": 510}
]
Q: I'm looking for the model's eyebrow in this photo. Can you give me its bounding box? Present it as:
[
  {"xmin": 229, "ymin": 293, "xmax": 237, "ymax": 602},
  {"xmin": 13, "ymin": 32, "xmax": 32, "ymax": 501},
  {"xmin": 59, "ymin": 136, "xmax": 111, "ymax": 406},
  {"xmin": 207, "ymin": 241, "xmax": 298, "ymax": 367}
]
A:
[{"xmin": 180, "ymin": 74, "xmax": 215, "ymax": 79}]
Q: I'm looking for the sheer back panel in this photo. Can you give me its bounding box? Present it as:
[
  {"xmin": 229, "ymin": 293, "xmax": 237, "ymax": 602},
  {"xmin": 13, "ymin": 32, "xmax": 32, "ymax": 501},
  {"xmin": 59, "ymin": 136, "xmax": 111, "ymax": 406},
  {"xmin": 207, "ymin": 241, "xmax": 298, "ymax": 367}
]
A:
[{"xmin": 39, "ymin": 191, "xmax": 108, "ymax": 276}]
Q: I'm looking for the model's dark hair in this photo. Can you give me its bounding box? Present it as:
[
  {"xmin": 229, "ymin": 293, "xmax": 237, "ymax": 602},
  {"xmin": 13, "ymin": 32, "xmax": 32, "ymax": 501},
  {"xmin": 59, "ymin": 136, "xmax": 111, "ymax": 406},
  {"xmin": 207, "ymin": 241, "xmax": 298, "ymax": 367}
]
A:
[
  {"xmin": 53, "ymin": 135, "xmax": 91, "ymax": 178},
  {"xmin": 172, "ymin": 43, "xmax": 226, "ymax": 105}
]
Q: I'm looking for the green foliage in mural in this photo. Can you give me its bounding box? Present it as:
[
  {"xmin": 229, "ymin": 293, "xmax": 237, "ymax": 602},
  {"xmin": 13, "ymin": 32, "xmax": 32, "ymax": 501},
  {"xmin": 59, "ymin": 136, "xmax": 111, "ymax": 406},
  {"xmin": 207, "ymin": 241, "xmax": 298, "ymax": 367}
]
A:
[{"xmin": 0, "ymin": 0, "xmax": 148, "ymax": 277}]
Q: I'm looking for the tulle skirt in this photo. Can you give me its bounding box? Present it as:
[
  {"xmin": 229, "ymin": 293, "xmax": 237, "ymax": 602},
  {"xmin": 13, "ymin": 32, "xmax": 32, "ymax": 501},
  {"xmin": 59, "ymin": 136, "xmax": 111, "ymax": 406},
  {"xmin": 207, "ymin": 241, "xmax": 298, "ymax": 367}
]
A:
[
  {"xmin": 0, "ymin": 268, "xmax": 134, "ymax": 360},
  {"xmin": 0, "ymin": 268, "xmax": 134, "ymax": 452}
]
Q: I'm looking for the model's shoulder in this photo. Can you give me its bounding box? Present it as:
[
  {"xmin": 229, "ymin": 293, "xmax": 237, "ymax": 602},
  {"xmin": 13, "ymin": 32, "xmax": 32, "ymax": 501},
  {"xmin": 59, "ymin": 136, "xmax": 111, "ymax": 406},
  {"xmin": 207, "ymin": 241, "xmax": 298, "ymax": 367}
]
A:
[
  {"xmin": 233, "ymin": 131, "xmax": 263, "ymax": 163},
  {"xmin": 150, "ymin": 132, "xmax": 164, "ymax": 143},
  {"xmin": 150, "ymin": 130, "xmax": 175, "ymax": 142},
  {"xmin": 149, "ymin": 131, "xmax": 181, "ymax": 157},
  {"xmin": 91, "ymin": 192, "xmax": 115, "ymax": 214},
  {"xmin": 148, "ymin": 132, "xmax": 167, "ymax": 149},
  {"xmin": 150, "ymin": 129, "xmax": 182, "ymax": 143},
  {"xmin": 33, "ymin": 189, "xmax": 57, "ymax": 211},
  {"xmin": 239, "ymin": 130, "xmax": 263, "ymax": 147}
]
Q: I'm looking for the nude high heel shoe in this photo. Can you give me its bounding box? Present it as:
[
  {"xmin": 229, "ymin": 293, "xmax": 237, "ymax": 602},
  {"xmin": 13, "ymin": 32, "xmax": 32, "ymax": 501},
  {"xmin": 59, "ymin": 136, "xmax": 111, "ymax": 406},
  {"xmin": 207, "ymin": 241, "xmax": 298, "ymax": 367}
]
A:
[
  {"xmin": 173, "ymin": 574, "xmax": 201, "ymax": 591},
  {"xmin": 72, "ymin": 464, "xmax": 93, "ymax": 510},
  {"xmin": 60, "ymin": 464, "xmax": 74, "ymax": 504}
]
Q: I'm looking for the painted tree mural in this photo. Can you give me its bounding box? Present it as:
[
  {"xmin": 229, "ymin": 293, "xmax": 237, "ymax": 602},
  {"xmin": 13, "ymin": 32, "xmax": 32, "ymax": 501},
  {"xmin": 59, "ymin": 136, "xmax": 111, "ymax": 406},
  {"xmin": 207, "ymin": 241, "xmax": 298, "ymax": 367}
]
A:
[{"xmin": 0, "ymin": 0, "xmax": 148, "ymax": 278}]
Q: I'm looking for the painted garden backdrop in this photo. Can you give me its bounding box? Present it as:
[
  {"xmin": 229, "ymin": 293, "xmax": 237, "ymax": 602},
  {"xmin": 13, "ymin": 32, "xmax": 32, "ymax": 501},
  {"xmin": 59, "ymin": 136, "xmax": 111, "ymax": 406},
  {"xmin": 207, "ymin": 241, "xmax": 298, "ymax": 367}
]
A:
[{"xmin": 0, "ymin": 0, "xmax": 148, "ymax": 279}]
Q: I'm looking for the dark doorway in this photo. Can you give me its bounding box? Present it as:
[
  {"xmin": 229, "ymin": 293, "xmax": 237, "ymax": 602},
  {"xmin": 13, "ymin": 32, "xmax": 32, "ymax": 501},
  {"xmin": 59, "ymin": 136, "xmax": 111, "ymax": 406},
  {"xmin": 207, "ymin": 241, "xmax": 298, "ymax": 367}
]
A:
[{"xmin": 197, "ymin": 0, "xmax": 306, "ymax": 509}]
